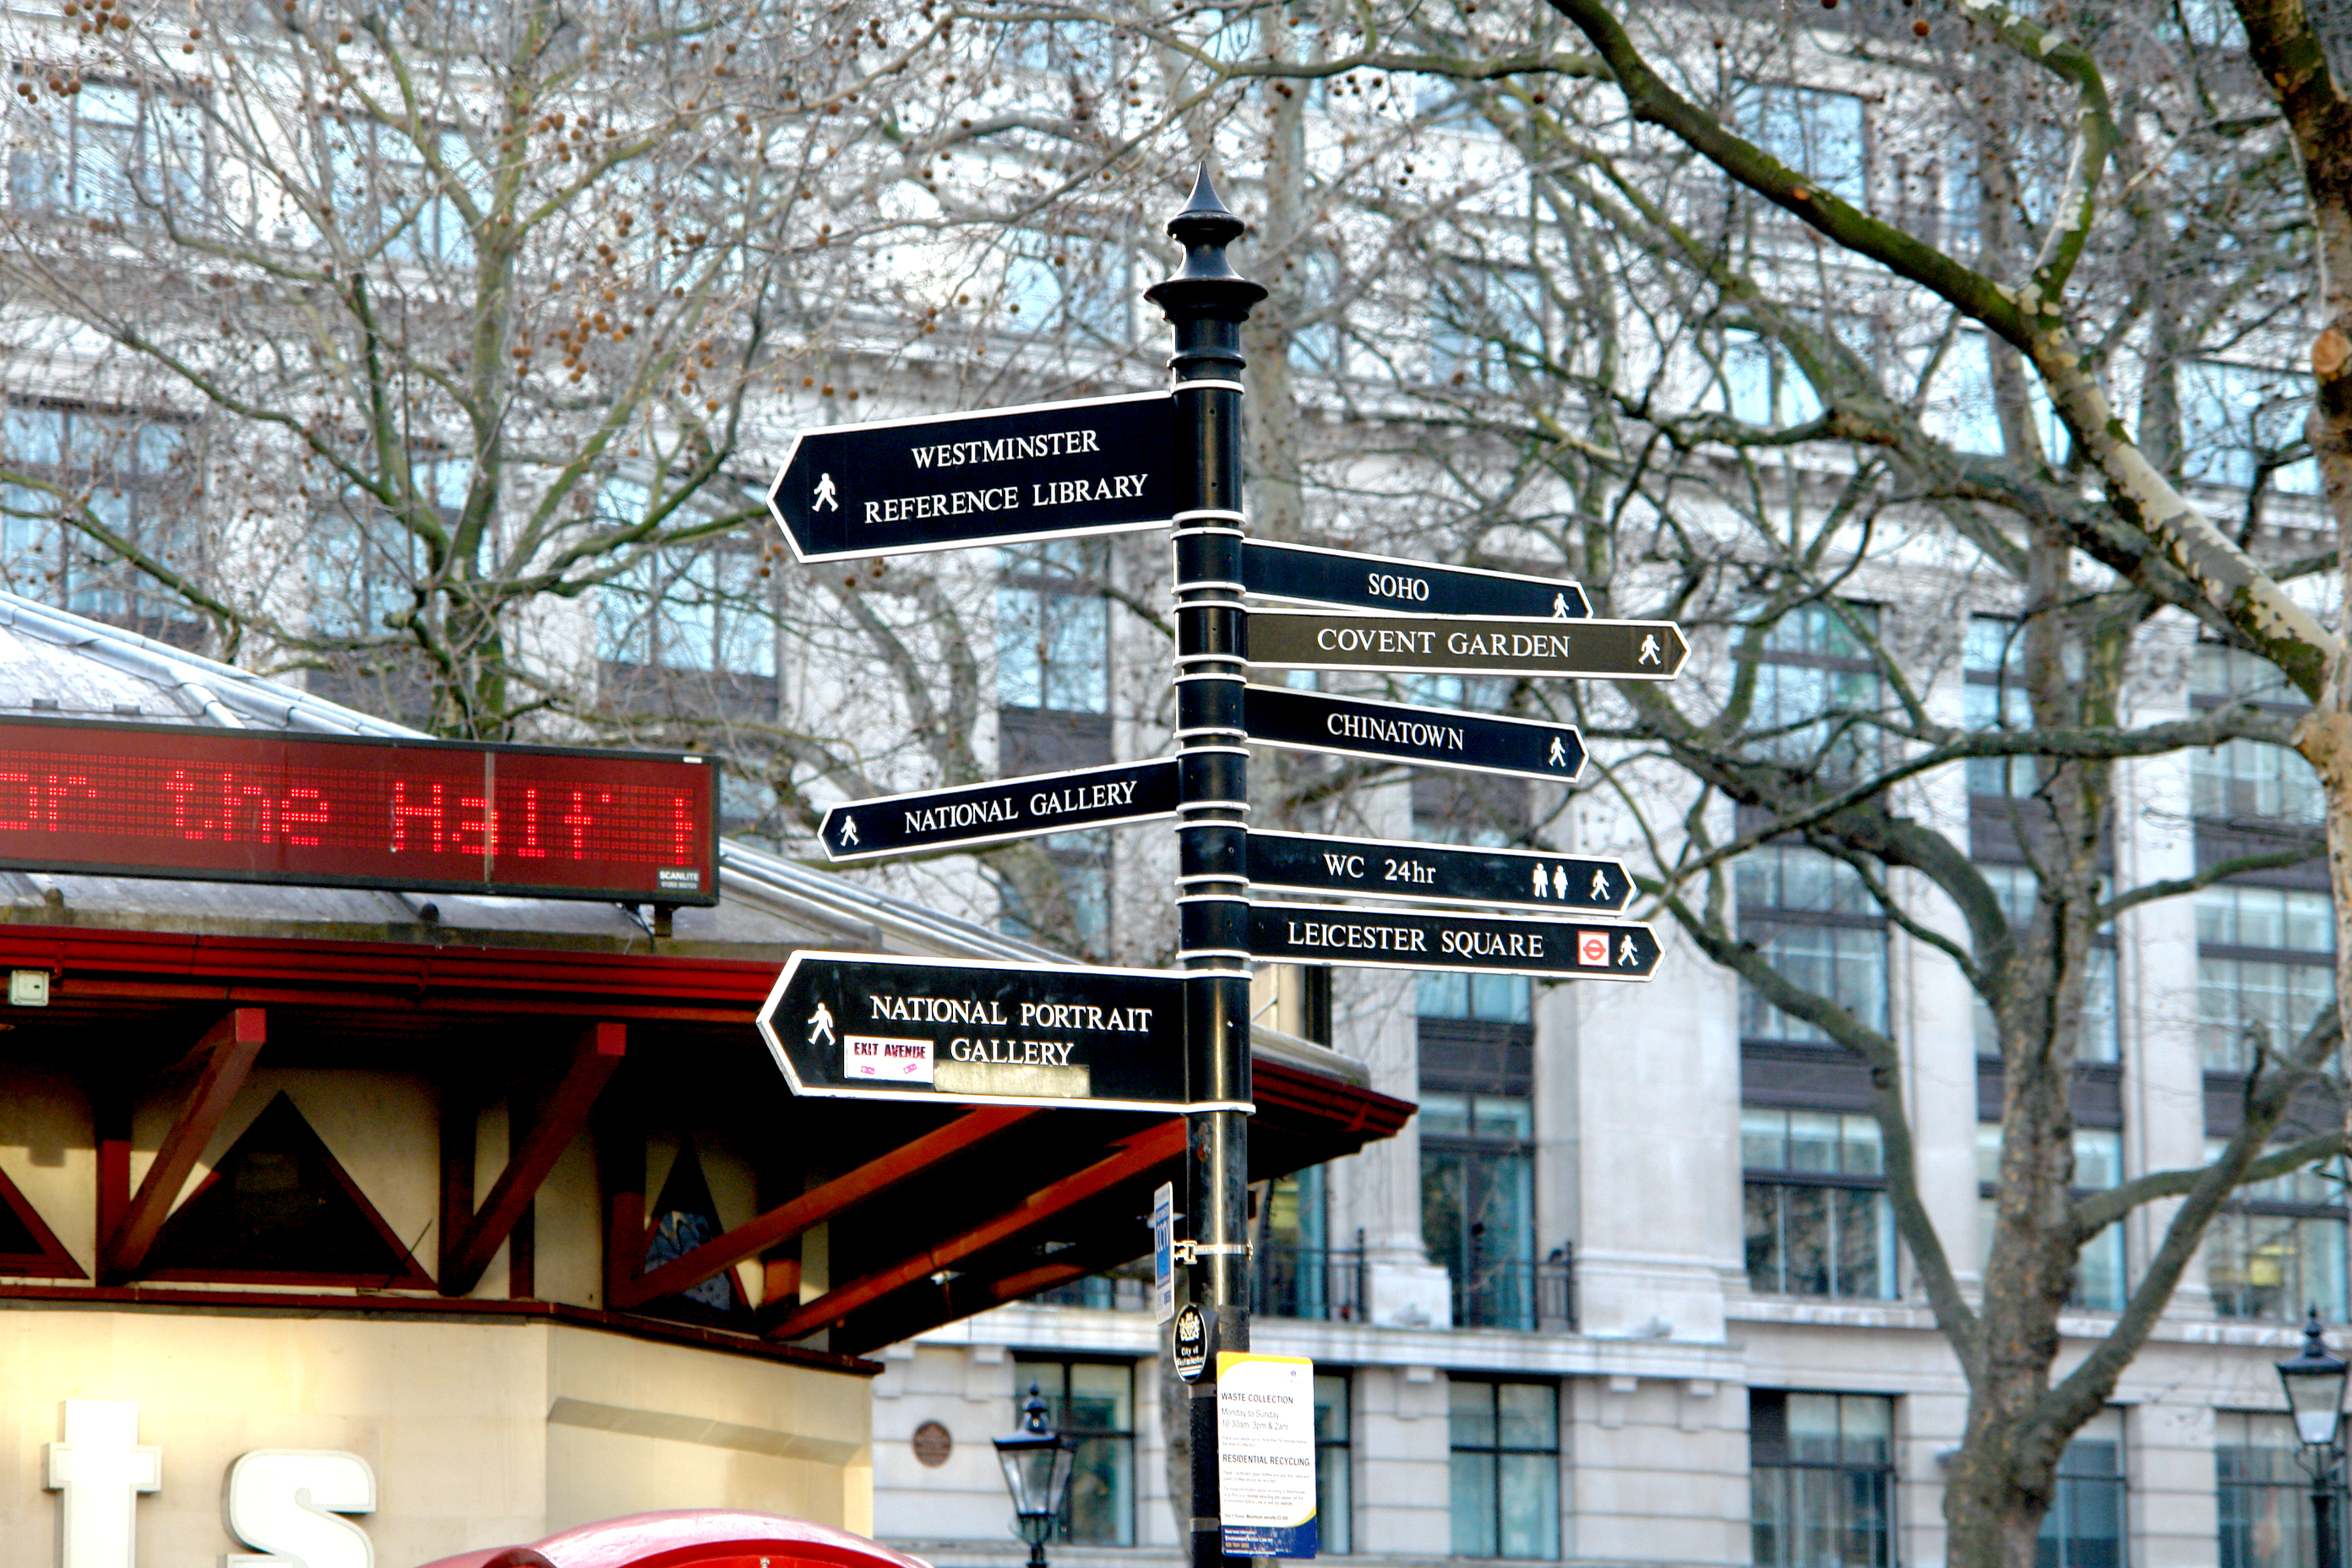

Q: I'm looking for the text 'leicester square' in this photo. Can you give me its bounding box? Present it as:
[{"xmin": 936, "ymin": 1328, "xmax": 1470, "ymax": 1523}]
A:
[{"xmin": 758, "ymin": 169, "xmax": 1686, "ymax": 1562}]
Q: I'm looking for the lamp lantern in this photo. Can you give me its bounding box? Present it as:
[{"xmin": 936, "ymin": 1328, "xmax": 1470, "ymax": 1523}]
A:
[
  {"xmin": 995, "ymin": 1383, "xmax": 1077, "ymax": 1568},
  {"xmin": 2281, "ymin": 1308, "xmax": 2351, "ymax": 1450}
]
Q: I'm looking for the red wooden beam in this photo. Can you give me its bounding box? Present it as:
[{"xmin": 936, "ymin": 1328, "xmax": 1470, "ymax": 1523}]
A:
[
  {"xmin": 612, "ymin": 1105, "xmax": 1042, "ymax": 1311},
  {"xmin": 439, "ymin": 1022, "xmax": 624, "ymax": 1298},
  {"xmin": 765, "ymin": 1118, "xmax": 1185, "ymax": 1343},
  {"xmin": 100, "ymin": 1007, "xmax": 265, "ymax": 1283}
]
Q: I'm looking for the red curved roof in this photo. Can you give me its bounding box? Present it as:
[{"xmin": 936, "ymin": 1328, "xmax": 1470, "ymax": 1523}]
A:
[{"xmin": 416, "ymin": 1510, "xmax": 933, "ymax": 1568}]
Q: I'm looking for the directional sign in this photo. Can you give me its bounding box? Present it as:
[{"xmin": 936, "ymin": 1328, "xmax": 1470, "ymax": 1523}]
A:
[
  {"xmin": 1249, "ymin": 612, "xmax": 1687, "ymax": 680},
  {"xmin": 820, "ymin": 758, "xmax": 1179, "ymax": 862},
  {"xmin": 1248, "ymin": 902, "xmax": 1661, "ymax": 980},
  {"xmin": 1242, "ymin": 540, "xmax": 1589, "ymax": 619},
  {"xmin": 755, "ymin": 951, "xmax": 1224, "ymax": 1112},
  {"xmin": 767, "ymin": 391, "xmax": 1176, "ymax": 562},
  {"xmin": 1244, "ymin": 685, "xmax": 1584, "ymax": 782},
  {"xmin": 1247, "ymin": 831, "xmax": 1633, "ymax": 914}
]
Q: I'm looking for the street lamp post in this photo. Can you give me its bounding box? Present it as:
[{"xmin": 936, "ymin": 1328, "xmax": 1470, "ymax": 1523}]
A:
[
  {"xmin": 995, "ymin": 1384, "xmax": 1077, "ymax": 1568},
  {"xmin": 2277, "ymin": 1307, "xmax": 2349, "ymax": 1568}
]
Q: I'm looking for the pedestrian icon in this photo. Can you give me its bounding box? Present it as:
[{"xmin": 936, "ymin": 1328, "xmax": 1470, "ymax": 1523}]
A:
[
  {"xmin": 1552, "ymin": 593, "xmax": 1571, "ymax": 618},
  {"xmin": 1638, "ymin": 634, "xmax": 1661, "ymax": 665},
  {"xmin": 812, "ymin": 472, "xmax": 840, "ymax": 512},
  {"xmin": 1618, "ymin": 935, "xmax": 1639, "ymax": 967},
  {"xmin": 836, "ymin": 814, "xmax": 859, "ymax": 847},
  {"xmin": 1590, "ymin": 868, "xmax": 1609, "ymax": 901},
  {"xmin": 807, "ymin": 1002, "xmax": 836, "ymax": 1047},
  {"xmin": 1533, "ymin": 865, "xmax": 1549, "ymax": 899},
  {"xmin": 1547, "ymin": 736, "xmax": 1569, "ymax": 768}
]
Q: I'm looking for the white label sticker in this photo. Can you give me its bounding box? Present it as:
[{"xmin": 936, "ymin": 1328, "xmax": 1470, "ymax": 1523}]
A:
[{"xmin": 844, "ymin": 1033, "xmax": 934, "ymax": 1083}]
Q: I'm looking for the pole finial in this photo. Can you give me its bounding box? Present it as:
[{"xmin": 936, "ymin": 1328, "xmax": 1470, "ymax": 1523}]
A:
[
  {"xmin": 1168, "ymin": 162, "xmax": 1244, "ymax": 248},
  {"xmin": 1146, "ymin": 160, "xmax": 1265, "ymax": 321}
]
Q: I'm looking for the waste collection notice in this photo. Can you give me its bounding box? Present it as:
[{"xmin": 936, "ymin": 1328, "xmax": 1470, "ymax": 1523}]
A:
[{"xmin": 1217, "ymin": 1351, "xmax": 1317, "ymax": 1558}]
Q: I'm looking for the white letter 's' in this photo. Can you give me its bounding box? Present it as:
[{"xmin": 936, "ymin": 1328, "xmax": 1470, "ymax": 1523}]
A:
[{"xmin": 225, "ymin": 1451, "xmax": 376, "ymax": 1568}]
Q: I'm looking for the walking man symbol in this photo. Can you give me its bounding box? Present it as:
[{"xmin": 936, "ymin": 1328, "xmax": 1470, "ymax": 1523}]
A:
[
  {"xmin": 1552, "ymin": 593, "xmax": 1571, "ymax": 618},
  {"xmin": 837, "ymin": 814, "xmax": 859, "ymax": 847},
  {"xmin": 1547, "ymin": 736, "xmax": 1569, "ymax": 768},
  {"xmin": 813, "ymin": 472, "xmax": 840, "ymax": 512},
  {"xmin": 1590, "ymin": 868, "xmax": 1610, "ymax": 901},
  {"xmin": 1638, "ymin": 634, "xmax": 1661, "ymax": 665},
  {"xmin": 1617, "ymin": 935, "xmax": 1639, "ymax": 967},
  {"xmin": 807, "ymin": 1002, "xmax": 836, "ymax": 1047}
]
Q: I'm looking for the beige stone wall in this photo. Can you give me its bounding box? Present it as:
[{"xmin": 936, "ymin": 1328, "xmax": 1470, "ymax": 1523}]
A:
[{"xmin": 0, "ymin": 1309, "xmax": 872, "ymax": 1568}]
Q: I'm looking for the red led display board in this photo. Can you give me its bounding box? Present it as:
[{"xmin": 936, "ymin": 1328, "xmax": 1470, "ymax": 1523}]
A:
[{"xmin": 0, "ymin": 718, "xmax": 719, "ymax": 905}]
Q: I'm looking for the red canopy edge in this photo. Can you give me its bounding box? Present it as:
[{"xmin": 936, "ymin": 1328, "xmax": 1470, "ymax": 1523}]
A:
[{"xmin": 416, "ymin": 1510, "xmax": 934, "ymax": 1568}]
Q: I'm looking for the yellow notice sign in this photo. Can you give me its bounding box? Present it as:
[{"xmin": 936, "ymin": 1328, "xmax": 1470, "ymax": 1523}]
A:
[{"xmin": 1216, "ymin": 1351, "xmax": 1317, "ymax": 1559}]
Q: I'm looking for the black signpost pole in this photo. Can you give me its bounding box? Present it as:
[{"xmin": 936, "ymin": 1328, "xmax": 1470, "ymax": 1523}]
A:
[{"xmin": 1146, "ymin": 167, "xmax": 1264, "ymax": 1568}]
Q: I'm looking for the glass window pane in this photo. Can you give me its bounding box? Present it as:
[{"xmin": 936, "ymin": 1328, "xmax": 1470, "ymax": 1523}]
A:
[
  {"xmin": 1496, "ymin": 1382, "xmax": 1555, "ymax": 1451},
  {"xmin": 1067, "ymin": 1362, "xmax": 1131, "ymax": 1431},
  {"xmin": 1450, "ymin": 1380, "xmax": 1495, "ymax": 1448},
  {"xmin": 1315, "ymin": 1373, "xmax": 1350, "ymax": 1441},
  {"xmin": 1497, "ymin": 1451, "xmax": 1560, "ymax": 1559},
  {"xmin": 1788, "ymin": 1113, "xmax": 1842, "ymax": 1173},
  {"xmin": 1747, "ymin": 1184, "xmax": 1784, "ymax": 1293},
  {"xmin": 1450, "ymin": 1448, "xmax": 1497, "ymax": 1558},
  {"xmin": 1842, "ymin": 1115, "xmax": 1885, "ymax": 1177},
  {"xmin": 1745, "ymin": 1109, "xmax": 1791, "ymax": 1172},
  {"xmin": 1065, "ymin": 1431, "xmax": 1133, "ymax": 1545},
  {"xmin": 1783, "ymin": 1185, "xmax": 1832, "ymax": 1297}
]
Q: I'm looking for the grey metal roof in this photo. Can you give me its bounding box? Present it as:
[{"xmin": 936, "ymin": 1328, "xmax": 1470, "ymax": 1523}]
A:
[
  {"xmin": 0, "ymin": 591, "xmax": 1055, "ymax": 963},
  {"xmin": 0, "ymin": 592, "xmax": 1366, "ymax": 1084}
]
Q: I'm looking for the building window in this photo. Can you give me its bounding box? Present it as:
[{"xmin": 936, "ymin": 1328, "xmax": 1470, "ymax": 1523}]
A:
[
  {"xmin": 1978, "ymin": 1124, "xmax": 2126, "ymax": 1311},
  {"xmin": 1422, "ymin": 1091, "xmax": 1539, "ymax": 1329},
  {"xmin": 1750, "ymin": 1391, "xmax": 1894, "ymax": 1568},
  {"xmin": 1925, "ymin": 335, "xmax": 2067, "ymax": 459},
  {"xmin": 0, "ymin": 402, "xmax": 199, "ymax": 635},
  {"xmin": 1010, "ymin": 1358, "xmax": 1135, "ymax": 1547},
  {"xmin": 2180, "ymin": 361, "xmax": 2321, "ymax": 496},
  {"xmin": 2039, "ymin": 1411, "xmax": 2126, "ymax": 1568},
  {"xmin": 1736, "ymin": 602, "xmax": 1883, "ymax": 779},
  {"xmin": 8, "ymin": 76, "xmax": 203, "ymax": 220},
  {"xmin": 1315, "ymin": 1371, "xmax": 1353, "ymax": 1554},
  {"xmin": 1970, "ymin": 865, "xmax": 2120, "ymax": 1064},
  {"xmin": 1964, "ymin": 616, "xmax": 2034, "ymax": 795},
  {"xmin": 1256, "ymin": 1165, "xmax": 1358, "ymax": 1322},
  {"xmin": 594, "ymin": 541, "xmax": 776, "ymax": 677},
  {"xmin": 1737, "ymin": 846, "xmax": 1890, "ymax": 1046},
  {"xmin": 994, "ymin": 540, "xmax": 1113, "ymax": 955},
  {"xmin": 1429, "ymin": 266, "xmax": 1544, "ymax": 394},
  {"xmin": 1744, "ymin": 1109, "xmax": 1897, "ymax": 1300},
  {"xmin": 998, "ymin": 539, "xmax": 1111, "ymax": 766},
  {"xmin": 1719, "ymin": 329, "xmax": 1825, "ymax": 427},
  {"xmin": 1004, "ymin": 231, "xmax": 1132, "ymax": 346},
  {"xmin": 2219, "ymin": 1411, "xmax": 2322, "ymax": 1568},
  {"xmin": 1290, "ymin": 247, "xmax": 1350, "ymax": 378},
  {"xmin": 1448, "ymin": 1378, "xmax": 1559, "ymax": 1560},
  {"xmin": 2197, "ymin": 886, "xmax": 2333, "ymax": 1072},
  {"xmin": 2194, "ymin": 645, "xmax": 2324, "ymax": 825},
  {"xmin": 2206, "ymin": 1141, "xmax": 2349, "ymax": 1323},
  {"xmin": 1736, "ymin": 83, "xmax": 1867, "ymax": 207},
  {"xmin": 1418, "ymin": 971, "xmax": 1533, "ymax": 1026}
]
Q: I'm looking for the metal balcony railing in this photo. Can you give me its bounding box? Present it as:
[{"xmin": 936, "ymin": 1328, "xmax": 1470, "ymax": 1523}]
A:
[
  {"xmin": 1450, "ymin": 1244, "xmax": 1577, "ymax": 1332},
  {"xmin": 1250, "ymin": 1231, "xmax": 1370, "ymax": 1323}
]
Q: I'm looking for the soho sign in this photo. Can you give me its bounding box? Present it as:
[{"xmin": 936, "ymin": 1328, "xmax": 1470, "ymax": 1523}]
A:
[{"xmin": 49, "ymin": 1402, "xmax": 378, "ymax": 1568}]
